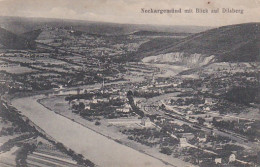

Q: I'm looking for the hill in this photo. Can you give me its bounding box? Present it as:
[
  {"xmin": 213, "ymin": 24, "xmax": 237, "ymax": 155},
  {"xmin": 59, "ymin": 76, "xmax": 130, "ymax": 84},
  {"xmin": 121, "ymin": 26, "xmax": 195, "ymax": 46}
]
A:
[
  {"xmin": 137, "ymin": 37, "xmax": 182, "ymax": 54},
  {"xmin": 20, "ymin": 29, "xmax": 42, "ymax": 40},
  {"xmin": 0, "ymin": 27, "xmax": 36, "ymax": 49},
  {"xmin": 0, "ymin": 16, "xmax": 209, "ymax": 35},
  {"xmin": 138, "ymin": 23, "xmax": 260, "ymax": 62},
  {"xmin": 131, "ymin": 30, "xmax": 191, "ymax": 36}
]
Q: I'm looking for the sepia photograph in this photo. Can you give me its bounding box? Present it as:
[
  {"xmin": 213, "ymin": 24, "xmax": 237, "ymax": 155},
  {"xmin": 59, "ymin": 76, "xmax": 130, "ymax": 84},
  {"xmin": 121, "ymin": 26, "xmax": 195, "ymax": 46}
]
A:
[{"xmin": 0, "ymin": 0, "xmax": 259, "ymax": 166}]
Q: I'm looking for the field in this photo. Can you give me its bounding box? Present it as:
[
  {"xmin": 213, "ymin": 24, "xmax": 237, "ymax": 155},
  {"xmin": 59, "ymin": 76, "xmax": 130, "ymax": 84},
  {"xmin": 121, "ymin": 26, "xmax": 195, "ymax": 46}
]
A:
[{"xmin": 0, "ymin": 65, "xmax": 36, "ymax": 74}]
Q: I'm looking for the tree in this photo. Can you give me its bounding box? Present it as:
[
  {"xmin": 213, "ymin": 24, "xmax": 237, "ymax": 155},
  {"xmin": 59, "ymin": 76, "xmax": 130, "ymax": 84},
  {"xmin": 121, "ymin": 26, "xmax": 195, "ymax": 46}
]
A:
[
  {"xmin": 197, "ymin": 117, "xmax": 205, "ymax": 125},
  {"xmin": 160, "ymin": 147, "xmax": 172, "ymax": 155},
  {"xmin": 225, "ymin": 86, "xmax": 258, "ymax": 105},
  {"xmin": 78, "ymin": 102, "xmax": 85, "ymax": 110},
  {"xmin": 160, "ymin": 104, "xmax": 166, "ymax": 109},
  {"xmin": 127, "ymin": 90, "xmax": 133, "ymax": 97}
]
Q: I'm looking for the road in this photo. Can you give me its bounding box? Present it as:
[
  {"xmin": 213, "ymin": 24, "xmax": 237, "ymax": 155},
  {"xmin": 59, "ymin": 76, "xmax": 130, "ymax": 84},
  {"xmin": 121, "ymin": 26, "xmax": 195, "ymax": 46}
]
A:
[{"xmin": 139, "ymin": 93, "xmax": 260, "ymax": 150}]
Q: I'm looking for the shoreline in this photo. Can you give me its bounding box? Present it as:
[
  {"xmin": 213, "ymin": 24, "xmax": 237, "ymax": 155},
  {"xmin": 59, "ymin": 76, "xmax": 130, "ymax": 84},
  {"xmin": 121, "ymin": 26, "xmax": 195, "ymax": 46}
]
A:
[
  {"xmin": 5, "ymin": 77, "xmax": 195, "ymax": 167},
  {"xmin": 10, "ymin": 95, "xmax": 179, "ymax": 167},
  {"xmin": 37, "ymin": 96, "xmax": 178, "ymax": 167}
]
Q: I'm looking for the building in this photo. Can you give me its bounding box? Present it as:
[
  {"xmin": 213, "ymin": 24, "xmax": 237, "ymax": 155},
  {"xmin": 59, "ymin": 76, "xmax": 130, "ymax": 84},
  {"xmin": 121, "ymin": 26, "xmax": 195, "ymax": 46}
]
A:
[
  {"xmin": 141, "ymin": 117, "xmax": 153, "ymax": 127},
  {"xmin": 205, "ymin": 98, "xmax": 213, "ymax": 105},
  {"xmin": 122, "ymin": 103, "xmax": 131, "ymax": 112},
  {"xmin": 187, "ymin": 110, "xmax": 193, "ymax": 115},
  {"xmin": 229, "ymin": 154, "xmax": 236, "ymax": 162},
  {"xmin": 108, "ymin": 118, "xmax": 141, "ymax": 125},
  {"xmin": 204, "ymin": 107, "xmax": 211, "ymax": 111},
  {"xmin": 116, "ymin": 103, "xmax": 131, "ymax": 113},
  {"xmin": 91, "ymin": 98, "xmax": 98, "ymax": 104},
  {"xmin": 215, "ymin": 158, "xmax": 222, "ymax": 164},
  {"xmin": 178, "ymin": 133, "xmax": 195, "ymax": 140},
  {"xmin": 179, "ymin": 138, "xmax": 189, "ymax": 147},
  {"xmin": 204, "ymin": 122, "xmax": 212, "ymax": 128},
  {"xmin": 198, "ymin": 137, "xmax": 207, "ymax": 143}
]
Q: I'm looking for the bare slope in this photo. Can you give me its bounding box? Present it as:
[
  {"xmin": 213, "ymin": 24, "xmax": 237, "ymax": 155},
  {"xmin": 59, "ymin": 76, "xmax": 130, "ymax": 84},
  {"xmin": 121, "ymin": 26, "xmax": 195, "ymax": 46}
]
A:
[{"xmin": 138, "ymin": 23, "xmax": 260, "ymax": 62}]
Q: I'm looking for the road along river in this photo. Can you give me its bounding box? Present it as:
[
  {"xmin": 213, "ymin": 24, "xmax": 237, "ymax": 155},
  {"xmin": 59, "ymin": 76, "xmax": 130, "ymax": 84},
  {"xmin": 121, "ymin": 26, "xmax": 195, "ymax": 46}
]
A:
[{"xmin": 11, "ymin": 95, "xmax": 172, "ymax": 167}]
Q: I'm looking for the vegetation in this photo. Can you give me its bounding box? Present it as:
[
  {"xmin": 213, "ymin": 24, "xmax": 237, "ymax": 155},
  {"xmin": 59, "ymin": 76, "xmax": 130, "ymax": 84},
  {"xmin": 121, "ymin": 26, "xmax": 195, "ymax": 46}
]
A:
[
  {"xmin": 122, "ymin": 128, "xmax": 179, "ymax": 148},
  {"xmin": 127, "ymin": 90, "xmax": 144, "ymax": 117},
  {"xmin": 16, "ymin": 143, "xmax": 36, "ymax": 167},
  {"xmin": 225, "ymin": 86, "xmax": 258, "ymax": 105},
  {"xmin": 138, "ymin": 23, "xmax": 260, "ymax": 62},
  {"xmin": 0, "ymin": 100, "xmax": 95, "ymax": 167},
  {"xmin": 70, "ymin": 98, "xmax": 134, "ymax": 119},
  {"xmin": 160, "ymin": 147, "xmax": 173, "ymax": 155}
]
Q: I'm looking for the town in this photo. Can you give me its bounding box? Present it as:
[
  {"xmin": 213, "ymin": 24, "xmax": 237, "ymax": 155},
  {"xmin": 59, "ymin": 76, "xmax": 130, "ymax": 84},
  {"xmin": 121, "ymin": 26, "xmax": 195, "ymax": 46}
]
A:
[{"xmin": 0, "ymin": 16, "xmax": 259, "ymax": 167}]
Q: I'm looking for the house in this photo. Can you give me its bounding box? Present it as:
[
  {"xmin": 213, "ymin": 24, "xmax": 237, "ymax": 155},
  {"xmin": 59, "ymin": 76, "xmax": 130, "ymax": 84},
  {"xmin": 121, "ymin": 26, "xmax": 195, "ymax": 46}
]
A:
[
  {"xmin": 101, "ymin": 98, "xmax": 109, "ymax": 103},
  {"xmin": 173, "ymin": 83, "xmax": 178, "ymax": 87},
  {"xmin": 198, "ymin": 137, "xmax": 207, "ymax": 143},
  {"xmin": 158, "ymin": 89, "xmax": 163, "ymax": 94},
  {"xmin": 187, "ymin": 110, "xmax": 193, "ymax": 115},
  {"xmin": 204, "ymin": 107, "xmax": 211, "ymax": 111},
  {"xmin": 109, "ymin": 94, "xmax": 119, "ymax": 100},
  {"xmin": 91, "ymin": 98, "xmax": 98, "ymax": 104},
  {"xmin": 201, "ymin": 86, "xmax": 208, "ymax": 92},
  {"xmin": 179, "ymin": 138, "xmax": 189, "ymax": 147},
  {"xmin": 71, "ymin": 100, "xmax": 78, "ymax": 105},
  {"xmin": 189, "ymin": 119, "xmax": 198, "ymax": 123},
  {"xmin": 141, "ymin": 117, "xmax": 153, "ymax": 127},
  {"xmin": 215, "ymin": 158, "xmax": 222, "ymax": 164},
  {"xmin": 119, "ymin": 91, "xmax": 125, "ymax": 96},
  {"xmin": 116, "ymin": 103, "xmax": 131, "ymax": 113},
  {"xmin": 178, "ymin": 133, "xmax": 195, "ymax": 140},
  {"xmin": 205, "ymin": 98, "xmax": 213, "ymax": 105},
  {"xmin": 229, "ymin": 154, "xmax": 236, "ymax": 162},
  {"xmin": 197, "ymin": 133, "xmax": 207, "ymax": 143},
  {"xmin": 121, "ymin": 107, "xmax": 130, "ymax": 113},
  {"xmin": 204, "ymin": 122, "xmax": 212, "ymax": 128},
  {"xmin": 123, "ymin": 103, "xmax": 131, "ymax": 112}
]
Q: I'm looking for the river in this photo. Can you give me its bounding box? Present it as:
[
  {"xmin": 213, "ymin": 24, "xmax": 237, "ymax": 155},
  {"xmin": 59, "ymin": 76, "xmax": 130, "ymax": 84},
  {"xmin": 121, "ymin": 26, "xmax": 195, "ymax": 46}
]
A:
[{"xmin": 11, "ymin": 95, "xmax": 172, "ymax": 167}]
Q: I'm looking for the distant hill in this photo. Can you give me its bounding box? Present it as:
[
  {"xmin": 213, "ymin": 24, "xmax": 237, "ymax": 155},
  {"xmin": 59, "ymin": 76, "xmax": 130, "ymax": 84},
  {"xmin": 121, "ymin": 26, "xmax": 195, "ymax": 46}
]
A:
[
  {"xmin": 0, "ymin": 27, "xmax": 36, "ymax": 49},
  {"xmin": 20, "ymin": 29, "xmax": 42, "ymax": 41},
  {"xmin": 131, "ymin": 30, "xmax": 191, "ymax": 36},
  {"xmin": 0, "ymin": 16, "xmax": 210, "ymax": 35},
  {"xmin": 137, "ymin": 37, "xmax": 182, "ymax": 54},
  {"xmin": 138, "ymin": 23, "xmax": 260, "ymax": 62}
]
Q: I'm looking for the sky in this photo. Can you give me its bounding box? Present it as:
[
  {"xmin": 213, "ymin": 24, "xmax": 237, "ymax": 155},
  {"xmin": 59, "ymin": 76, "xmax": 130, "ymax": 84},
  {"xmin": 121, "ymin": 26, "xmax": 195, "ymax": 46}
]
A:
[{"xmin": 0, "ymin": 0, "xmax": 259, "ymax": 26}]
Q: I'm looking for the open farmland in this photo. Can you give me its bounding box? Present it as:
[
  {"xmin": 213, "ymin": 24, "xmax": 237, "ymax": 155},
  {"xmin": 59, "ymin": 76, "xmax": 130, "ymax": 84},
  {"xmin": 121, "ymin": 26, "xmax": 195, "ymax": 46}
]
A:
[{"xmin": 0, "ymin": 65, "xmax": 36, "ymax": 74}]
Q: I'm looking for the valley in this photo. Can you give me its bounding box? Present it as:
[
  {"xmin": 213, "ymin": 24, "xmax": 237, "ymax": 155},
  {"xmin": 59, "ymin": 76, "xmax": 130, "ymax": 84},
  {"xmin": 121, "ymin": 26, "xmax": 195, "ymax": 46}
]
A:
[{"xmin": 0, "ymin": 17, "xmax": 259, "ymax": 167}]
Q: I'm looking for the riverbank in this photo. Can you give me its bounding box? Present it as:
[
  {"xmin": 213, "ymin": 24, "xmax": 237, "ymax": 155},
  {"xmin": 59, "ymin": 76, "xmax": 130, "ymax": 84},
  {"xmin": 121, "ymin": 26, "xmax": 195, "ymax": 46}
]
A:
[
  {"xmin": 38, "ymin": 95, "xmax": 194, "ymax": 167},
  {"xmin": 0, "ymin": 99, "xmax": 94, "ymax": 167},
  {"xmin": 11, "ymin": 95, "xmax": 177, "ymax": 167}
]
